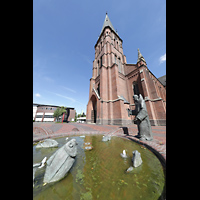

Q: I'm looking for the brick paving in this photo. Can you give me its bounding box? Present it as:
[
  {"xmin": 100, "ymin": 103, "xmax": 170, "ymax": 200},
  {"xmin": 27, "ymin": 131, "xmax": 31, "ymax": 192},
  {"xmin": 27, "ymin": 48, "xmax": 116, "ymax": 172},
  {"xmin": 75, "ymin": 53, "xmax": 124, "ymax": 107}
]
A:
[{"xmin": 33, "ymin": 122, "xmax": 166, "ymax": 162}]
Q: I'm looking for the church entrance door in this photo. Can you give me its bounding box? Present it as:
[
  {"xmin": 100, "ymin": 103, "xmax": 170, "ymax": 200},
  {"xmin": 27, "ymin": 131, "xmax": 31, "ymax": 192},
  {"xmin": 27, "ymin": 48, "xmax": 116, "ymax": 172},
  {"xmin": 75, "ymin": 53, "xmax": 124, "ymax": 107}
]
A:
[{"xmin": 90, "ymin": 95, "xmax": 97, "ymax": 123}]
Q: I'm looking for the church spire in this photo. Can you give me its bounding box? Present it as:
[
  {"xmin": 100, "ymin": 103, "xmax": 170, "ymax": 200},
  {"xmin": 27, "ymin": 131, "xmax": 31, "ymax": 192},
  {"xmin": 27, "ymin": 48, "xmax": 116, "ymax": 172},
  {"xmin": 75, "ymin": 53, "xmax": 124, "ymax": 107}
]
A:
[
  {"xmin": 100, "ymin": 13, "xmax": 117, "ymax": 36},
  {"xmin": 137, "ymin": 48, "xmax": 146, "ymax": 64}
]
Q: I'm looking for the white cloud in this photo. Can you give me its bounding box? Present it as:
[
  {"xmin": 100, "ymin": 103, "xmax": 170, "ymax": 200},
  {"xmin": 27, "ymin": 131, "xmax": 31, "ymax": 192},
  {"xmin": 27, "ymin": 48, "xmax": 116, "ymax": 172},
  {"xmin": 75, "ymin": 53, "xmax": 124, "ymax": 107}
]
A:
[
  {"xmin": 78, "ymin": 52, "xmax": 93, "ymax": 66},
  {"xmin": 54, "ymin": 93, "xmax": 76, "ymax": 102},
  {"xmin": 46, "ymin": 91, "xmax": 85, "ymax": 106},
  {"xmin": 61, "ymin": 86, "xmax": 76, "ymax": 93},
  {"xmin": 159, "ymin": 53, "xmax": 166, "ymax": 64},
  {"xmin": 43, "ymin": 76, "xmax": 54, "ymax": 83},
  {"xmin": 35, "ymin": 93, "xmax": 41, "ymax": 97}
]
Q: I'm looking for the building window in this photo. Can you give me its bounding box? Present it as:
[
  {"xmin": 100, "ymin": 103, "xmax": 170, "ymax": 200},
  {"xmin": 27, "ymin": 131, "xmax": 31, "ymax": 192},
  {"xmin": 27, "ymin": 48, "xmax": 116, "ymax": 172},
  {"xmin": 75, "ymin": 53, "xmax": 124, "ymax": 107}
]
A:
[
  {"xmin": 100, "ymin": 56, "xmax": 102, "ymax": 67},
  {"xmin": 115, "ymin": 54, "xmax": 117, "ymax": 64},
  {"xmin": 118, "ymin": 57, "xmax": 121, "ymax": 73},
  {"xmin": 133, "ymin": 82, "xmax": 139, "ymax": 95},
  {"xmin": 36, "ymin": 115, "xmax": 43, "ymax": 118},
  {"xmin": 44, "ymin": 115, "xmax": 54, "ymax": 118},
  {"xmin": 97, "ymin": 83, "xmax": 100, "ymax": 97},
  {"xmin": 97, "ymin": 60, "xmax": 99, "ymax": 76}
]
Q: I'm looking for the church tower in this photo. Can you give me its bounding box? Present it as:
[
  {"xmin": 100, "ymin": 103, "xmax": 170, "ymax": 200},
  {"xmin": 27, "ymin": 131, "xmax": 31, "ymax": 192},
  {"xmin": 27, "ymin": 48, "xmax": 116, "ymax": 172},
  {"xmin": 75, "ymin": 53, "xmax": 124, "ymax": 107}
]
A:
[
  {"xmin": 86, "ymin": 13, "xmax": 131, "ymax": 125},
  {"xmin": 86, "ymin": 13, "xmax": 166, "ymax": 126}
]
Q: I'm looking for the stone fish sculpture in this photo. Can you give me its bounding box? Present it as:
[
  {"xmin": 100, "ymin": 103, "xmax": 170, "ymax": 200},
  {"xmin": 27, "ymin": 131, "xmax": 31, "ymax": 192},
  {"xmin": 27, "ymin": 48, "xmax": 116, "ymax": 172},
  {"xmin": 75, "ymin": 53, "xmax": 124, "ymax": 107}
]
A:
[
  {"xmin": 127, "ymin": 94, "xmax": 153, "ymax": 141},
  {"xmin": 35, "ymin": 138, "xmax": 58, "ymax": 148},
  {"xmin": 43, "ymin": 139, "xmax": 77, "ymax": 184}
]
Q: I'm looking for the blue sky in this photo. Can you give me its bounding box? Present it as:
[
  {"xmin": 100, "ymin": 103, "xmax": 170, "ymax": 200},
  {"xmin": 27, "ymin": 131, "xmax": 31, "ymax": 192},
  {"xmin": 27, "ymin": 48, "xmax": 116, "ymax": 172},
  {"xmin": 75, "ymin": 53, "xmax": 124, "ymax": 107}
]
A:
[{"xmin": 33, "ymin": 0, "xmax": 166, "ymax": 114}]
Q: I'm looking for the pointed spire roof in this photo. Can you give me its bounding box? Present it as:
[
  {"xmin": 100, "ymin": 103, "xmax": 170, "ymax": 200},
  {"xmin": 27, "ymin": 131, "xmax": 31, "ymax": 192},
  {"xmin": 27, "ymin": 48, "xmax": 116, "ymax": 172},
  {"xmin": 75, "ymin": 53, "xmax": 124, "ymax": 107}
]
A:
[
  {"xmin": 100, "ymin": 13, "xmax": 117, "ymax": 36},
  {"xmin": 95, "ymin": 13, "xmax": 122, "ymax": 47},
  {"xmin": 137, "ymin": 48, "xmax": 146, "ymax": 64}
]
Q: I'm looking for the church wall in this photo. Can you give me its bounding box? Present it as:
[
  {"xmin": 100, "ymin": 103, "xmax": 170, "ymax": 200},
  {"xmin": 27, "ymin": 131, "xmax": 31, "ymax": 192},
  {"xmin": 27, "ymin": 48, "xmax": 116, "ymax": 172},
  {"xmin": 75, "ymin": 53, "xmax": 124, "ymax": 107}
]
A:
[
  {"xmin": 153, "ymin": 100, "xmax": 166, "ymax": 119},
  {"xmin": 111, "ymin": 64, "xmax": 119, "ymax": 100},
  {"xmin": 86, "ymin": 97, "xmax": 93, "ymax": 120},
  {"xmin": 144, "ymin": 69, "xmax": 158, "ymax": 99},
  {"xmin": 145, "ymin": 101, "xmax": 153, "ymax": 120},
  {"xmin": 118, "ymin": 73, "xmax": 129, "ymax": 102},
  {"xmin": 124, "ymin": 64, "xmax": 137, "ymax": 75},
  {"xmin": 99, "ymin": 65, "xmax": 109, "ymax": 122},
  {"xmin": 126, "ymin": 70, "xmax": 140, "ymax": 104}
]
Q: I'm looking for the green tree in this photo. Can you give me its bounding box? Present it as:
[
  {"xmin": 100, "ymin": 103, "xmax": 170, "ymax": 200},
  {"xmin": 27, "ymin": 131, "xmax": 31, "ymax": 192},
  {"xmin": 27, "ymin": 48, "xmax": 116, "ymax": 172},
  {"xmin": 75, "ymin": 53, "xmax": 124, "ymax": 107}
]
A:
[
  {"xmin": 53, "ymin": 107, "xmax": 61, "ymax": 121},
  {"xmin": 81, "ymin": 112, "xmax": 86, "ymax": 117},
  {"xmin": 75, "ymin": 112, "xmax": 77, "ymax": 122},
  {"xmin": 53, "ymin": 106, "xmax": 67, "ymax": 121},
  {"xmin": 60, "ymin": 106, "xmax": 67, "ymax": 115}
]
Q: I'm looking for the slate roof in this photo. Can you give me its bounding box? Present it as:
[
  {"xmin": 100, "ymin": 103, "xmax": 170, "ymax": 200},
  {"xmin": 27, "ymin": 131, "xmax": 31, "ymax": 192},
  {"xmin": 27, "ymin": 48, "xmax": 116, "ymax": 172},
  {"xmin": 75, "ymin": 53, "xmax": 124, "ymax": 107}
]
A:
[
  {"xmin": 158, "ymin": 75, "xmax": 166, "ymax": 87},
  {"xmin": 100, "ymin": 13, "xmax": 117, "ymax": 36}
]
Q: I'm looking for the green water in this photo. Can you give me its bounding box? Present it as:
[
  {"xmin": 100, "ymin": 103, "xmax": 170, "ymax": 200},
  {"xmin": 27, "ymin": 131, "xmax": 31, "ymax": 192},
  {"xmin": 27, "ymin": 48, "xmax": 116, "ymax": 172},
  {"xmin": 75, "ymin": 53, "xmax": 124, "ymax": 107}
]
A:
[{"xmin": 33, "ymin": 135, "xmax": 165, "ymax": 200}]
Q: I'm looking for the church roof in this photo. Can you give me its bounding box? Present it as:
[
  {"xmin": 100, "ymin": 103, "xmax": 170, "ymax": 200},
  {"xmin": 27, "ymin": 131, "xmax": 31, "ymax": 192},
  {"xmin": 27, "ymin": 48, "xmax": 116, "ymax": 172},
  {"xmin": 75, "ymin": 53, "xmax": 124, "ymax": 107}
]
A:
[
  {"xmin": 100, "ymin": 13, "xmax": 117, "ymax": 36},
  {"xmin": 95, "ymin": 13, "xmax": 122, "ymax": 48},
  {"xmin": 158, "ymin": 75, "xmax": 166, "ymax": 87}
]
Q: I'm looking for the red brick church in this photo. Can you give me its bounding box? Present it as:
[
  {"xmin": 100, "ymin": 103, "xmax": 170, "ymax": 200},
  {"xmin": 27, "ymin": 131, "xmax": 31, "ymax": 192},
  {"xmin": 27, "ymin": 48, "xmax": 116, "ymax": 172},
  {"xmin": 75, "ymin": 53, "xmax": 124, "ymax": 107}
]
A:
[{"xmin": 86, "ymin": 13, "xmax": 166, "ymax": 126}]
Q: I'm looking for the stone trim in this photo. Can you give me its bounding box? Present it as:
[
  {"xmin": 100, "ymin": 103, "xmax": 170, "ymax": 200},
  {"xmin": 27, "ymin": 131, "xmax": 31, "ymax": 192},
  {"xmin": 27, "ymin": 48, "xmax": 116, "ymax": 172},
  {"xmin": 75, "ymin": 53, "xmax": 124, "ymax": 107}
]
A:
[{"xmin": 130, "ymin": 96, "xmax": 165, "ymax": 106}]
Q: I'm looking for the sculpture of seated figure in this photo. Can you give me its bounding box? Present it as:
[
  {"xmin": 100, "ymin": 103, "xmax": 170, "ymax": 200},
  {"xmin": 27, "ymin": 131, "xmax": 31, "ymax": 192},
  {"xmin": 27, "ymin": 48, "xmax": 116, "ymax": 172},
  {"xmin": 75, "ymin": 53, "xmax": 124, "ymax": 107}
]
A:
[{"xmin": 127, "ymin": 94, "xmax": 153, "ymax": 141}]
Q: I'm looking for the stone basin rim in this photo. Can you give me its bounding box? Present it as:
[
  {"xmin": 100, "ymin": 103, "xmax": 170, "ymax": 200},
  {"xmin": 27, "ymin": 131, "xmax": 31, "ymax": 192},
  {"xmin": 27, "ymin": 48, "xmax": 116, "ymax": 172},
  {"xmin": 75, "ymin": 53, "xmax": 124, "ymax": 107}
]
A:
[
  {"xmin": 33, "ymin": 132, "xmax": 165, "ymax": 162},
  {"xmin": 33, "ymin": 131, "xmax": 166, "ymax": 167},
  {"xmin": 33, "ymin": 131, "xmax": 166, "ymax": 200}
]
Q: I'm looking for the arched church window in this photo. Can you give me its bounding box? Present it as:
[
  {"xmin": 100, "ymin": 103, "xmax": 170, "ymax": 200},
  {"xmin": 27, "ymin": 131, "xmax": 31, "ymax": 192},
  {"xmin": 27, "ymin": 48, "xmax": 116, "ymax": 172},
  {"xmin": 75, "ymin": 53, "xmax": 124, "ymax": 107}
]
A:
[
  {"xmin": 97, "ymin": 60, "xmax": 99, "ymax": 76},
  {"xmin": 97, "ymin": 83, "xmax": 100, "ymax": 96},
  {"xmin": 118, "ymin": 57, "xmax": 121, "ymax": 73},
  {"xmin": 100, "ymin": 56, "xmax": 103, "ymax": 67},
  {"xmin": 133, "ymin": 82, "xmax": 139, "ymax": 95}
]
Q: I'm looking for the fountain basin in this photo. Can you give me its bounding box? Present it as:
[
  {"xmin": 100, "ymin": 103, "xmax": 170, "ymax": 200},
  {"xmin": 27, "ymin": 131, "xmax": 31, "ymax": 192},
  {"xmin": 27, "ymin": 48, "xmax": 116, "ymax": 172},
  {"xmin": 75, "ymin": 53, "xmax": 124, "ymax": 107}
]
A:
[{"xmin": 33, "ymin": 135, "xmax": 165, "ymax": 200}]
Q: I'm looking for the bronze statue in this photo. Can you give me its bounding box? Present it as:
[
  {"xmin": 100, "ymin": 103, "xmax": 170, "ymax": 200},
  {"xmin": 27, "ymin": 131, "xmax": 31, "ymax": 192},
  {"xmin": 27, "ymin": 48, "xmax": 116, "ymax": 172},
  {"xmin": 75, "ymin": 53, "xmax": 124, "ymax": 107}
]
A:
[{"xmin": 127, "ymin": 94, "xmax": 153, "ymax": 141}]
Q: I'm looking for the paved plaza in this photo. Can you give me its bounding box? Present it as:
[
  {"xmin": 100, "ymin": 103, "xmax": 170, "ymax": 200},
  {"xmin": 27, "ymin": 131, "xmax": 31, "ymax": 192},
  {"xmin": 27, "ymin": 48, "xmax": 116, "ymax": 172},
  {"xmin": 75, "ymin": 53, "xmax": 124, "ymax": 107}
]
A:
[{"xmin": 33, "ymin": 122, "xmax": 166, "ymax": 162}]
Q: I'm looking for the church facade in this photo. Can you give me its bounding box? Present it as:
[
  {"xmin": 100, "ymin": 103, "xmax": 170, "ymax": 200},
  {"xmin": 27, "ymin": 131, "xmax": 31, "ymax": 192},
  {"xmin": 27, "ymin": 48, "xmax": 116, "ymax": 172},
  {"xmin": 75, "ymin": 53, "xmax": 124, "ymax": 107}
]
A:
[{"xmin": 86, "ymin": 14, "xmax": 166, "ymax": 126}]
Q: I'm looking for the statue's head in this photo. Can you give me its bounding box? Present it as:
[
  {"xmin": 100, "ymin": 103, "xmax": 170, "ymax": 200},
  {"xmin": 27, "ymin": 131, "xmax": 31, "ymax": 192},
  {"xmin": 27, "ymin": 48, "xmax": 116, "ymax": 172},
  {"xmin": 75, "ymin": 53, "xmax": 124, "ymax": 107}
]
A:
[
  {"xmin": 133, "ymin": 95, "xmax": 139, "ymax": 103},
  {"xmin": 138, "ymin": 94, "xmax": 145, "ymax": 108},
  {"xmin": 133, "ymin": 94, "xmax": 145, "ymax": 108}
]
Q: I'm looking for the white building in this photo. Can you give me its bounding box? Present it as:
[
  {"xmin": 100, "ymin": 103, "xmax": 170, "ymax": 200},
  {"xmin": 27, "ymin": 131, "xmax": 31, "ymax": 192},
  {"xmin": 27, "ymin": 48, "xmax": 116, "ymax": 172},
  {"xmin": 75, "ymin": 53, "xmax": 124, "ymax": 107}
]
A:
[{"xmin": 33, "ymin": 103, "xmax": 75, "ymax": 122}]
